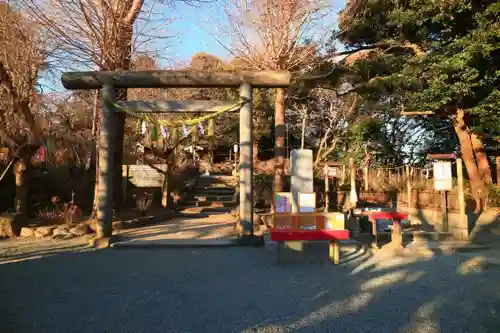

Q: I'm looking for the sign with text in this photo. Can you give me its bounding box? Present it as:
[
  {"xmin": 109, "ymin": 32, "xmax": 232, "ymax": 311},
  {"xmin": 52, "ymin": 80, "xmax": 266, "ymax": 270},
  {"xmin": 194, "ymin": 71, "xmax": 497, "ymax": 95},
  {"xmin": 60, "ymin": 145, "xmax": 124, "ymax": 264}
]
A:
[
  {"xmin": 298, "ymin": 192, "xmax": 316, "ymax": 213},
  {"xmin": 324, "ymin": 165, "xmax": 339, "ymax": 179},
  {"xmin": 275, "ymin": 192, "xmax": 292, "ymax": 213},
  {"xmin": 325, "ymin": 212, "xmax": 345, "ymax": 230},
  {"xmin": 291, "ymin": 149, "xmax": 314, "ymax": 212},
  {"xmin": 433, "ymin": 161, "xmax": 452, "ymax": 191},
  {"xmin": 124, "ymin": 164, "xmax": 167, "ymax": 188}
]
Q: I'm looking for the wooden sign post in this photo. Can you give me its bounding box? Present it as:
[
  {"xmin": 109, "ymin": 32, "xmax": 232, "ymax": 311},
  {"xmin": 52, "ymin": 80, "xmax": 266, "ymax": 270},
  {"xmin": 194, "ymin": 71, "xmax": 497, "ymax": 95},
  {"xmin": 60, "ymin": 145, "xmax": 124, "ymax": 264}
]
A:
[
  {"xmin": 324, "ymin": 162, "xmax": 341, "ymax": 212},
  {"xmin": 427, "ymin": 153, "xmax": 455, "ymax": 232}
]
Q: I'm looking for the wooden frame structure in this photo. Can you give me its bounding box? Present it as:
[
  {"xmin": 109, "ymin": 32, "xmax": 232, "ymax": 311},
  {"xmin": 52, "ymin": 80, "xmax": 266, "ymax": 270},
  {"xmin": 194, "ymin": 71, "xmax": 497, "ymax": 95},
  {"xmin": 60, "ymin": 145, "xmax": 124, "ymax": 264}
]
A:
[{"xmin": 61, "ymin": 70, "xmax": 291, "ymax": 241}]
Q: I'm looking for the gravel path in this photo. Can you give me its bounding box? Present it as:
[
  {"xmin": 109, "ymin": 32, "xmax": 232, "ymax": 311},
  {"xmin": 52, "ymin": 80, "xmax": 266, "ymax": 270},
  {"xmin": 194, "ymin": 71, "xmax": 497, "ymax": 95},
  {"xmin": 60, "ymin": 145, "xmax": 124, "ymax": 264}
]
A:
[{"xmin": 1, "ymin": 244, "xmax": 500, "ymax": 333}]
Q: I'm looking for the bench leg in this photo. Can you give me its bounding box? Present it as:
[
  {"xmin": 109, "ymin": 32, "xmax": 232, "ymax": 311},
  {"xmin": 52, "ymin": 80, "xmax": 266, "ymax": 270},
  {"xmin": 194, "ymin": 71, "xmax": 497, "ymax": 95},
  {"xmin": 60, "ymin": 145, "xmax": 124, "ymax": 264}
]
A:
[
  {"xmin": 391, "ymin": 220, "xmax": 403, "ymax": 249},
  {"xmin": 371, "ymin": 218, "xmax": 379, "ymax": 249},
  {"xmin": 329, "ymin": 240, "xmax": 340, "ymax": 265}
]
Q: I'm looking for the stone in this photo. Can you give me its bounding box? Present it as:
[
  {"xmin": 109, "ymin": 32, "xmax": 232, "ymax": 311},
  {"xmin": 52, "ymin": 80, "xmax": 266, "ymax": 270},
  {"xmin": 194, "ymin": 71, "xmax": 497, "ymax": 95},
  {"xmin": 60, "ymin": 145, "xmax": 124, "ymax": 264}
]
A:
[
  {"xmin": 69, "ymin": 223, "xmax": 90, "ymax": 236},
  {"xmin": 89, "ymin": 236, "xmax": 114, "ymax": 249},
  {"xmin": 52, "ymin": 225, "xmax": 73, "ymax": 239},
  {"xmin": 85, "ymin": 220, "xmax": 98, "ymax": 233},
  {"xmin": 290, "ymin": 149, "xmax": 314, "ymax": 213},
  {"xmin": 0, "ymin": 213, "xmax": 25, "ymax": 238},
  {"xmin": 112, "ymin": 221, "xmax": 123, "ymax": 231},
  {"xmin": 35, "ymin": 226, "xmax": 56, "ymax": 238},
  {"xmin": 20, "ymin": 227, "xmax": 35, "ymax": 237}
]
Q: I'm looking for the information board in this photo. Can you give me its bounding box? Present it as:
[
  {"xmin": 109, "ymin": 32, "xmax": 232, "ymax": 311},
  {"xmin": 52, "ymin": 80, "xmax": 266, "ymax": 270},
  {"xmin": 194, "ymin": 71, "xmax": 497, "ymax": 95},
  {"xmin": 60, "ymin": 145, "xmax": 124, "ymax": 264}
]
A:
[
  {"xmin": 125, "ymin": 164, "xmax": 167, "ymax": 188},
  {"xmin": 298, "ymin": 192, "xmax": 316, "ymax": 213},
  {"xmin": 325, "ymin": 213, "xmax": 345, "ymax": 230},
  {"xmin": 433, "ymin": 161, "xmax": 453, "ymax": 191},
  {"xmin": 275, "ymin": 192, "xmax": 292, "ymax": 213},
  {"xmin": 324, "ymin": 165, "xmax": 339, "ymax": 179}
]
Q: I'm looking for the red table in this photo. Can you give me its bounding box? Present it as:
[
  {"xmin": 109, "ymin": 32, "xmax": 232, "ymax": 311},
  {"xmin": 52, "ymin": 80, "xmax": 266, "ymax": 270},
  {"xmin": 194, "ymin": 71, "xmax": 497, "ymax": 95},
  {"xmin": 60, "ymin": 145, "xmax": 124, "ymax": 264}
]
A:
[{"xmin": 356, "ymin": 211, "xmax": 409, "ymax": 249}]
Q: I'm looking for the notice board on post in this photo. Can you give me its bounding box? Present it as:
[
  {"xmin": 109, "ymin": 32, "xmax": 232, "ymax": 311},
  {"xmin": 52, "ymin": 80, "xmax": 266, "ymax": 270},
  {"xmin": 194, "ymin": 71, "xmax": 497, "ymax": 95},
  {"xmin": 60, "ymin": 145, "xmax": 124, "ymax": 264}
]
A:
[
  {"xmin": 324, "ymin": 165, "xmax": 339, "ymax": 179},
  {"xmin": 433, "ymin": 161, "xmax": 452, "ymax": 191}
]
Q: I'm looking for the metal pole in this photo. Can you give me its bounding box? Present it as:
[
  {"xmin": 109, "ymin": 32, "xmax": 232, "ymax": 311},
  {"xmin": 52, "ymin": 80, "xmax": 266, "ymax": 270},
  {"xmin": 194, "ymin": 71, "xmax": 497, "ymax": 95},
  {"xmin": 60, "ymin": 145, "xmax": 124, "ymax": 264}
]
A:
[
  {"xmin": 239, "ymin": 82, "xmax": 253, "ymax": 236},
  {"xmin": 96, "ymin": 85, "xmax": 116, "ymax": 239}
]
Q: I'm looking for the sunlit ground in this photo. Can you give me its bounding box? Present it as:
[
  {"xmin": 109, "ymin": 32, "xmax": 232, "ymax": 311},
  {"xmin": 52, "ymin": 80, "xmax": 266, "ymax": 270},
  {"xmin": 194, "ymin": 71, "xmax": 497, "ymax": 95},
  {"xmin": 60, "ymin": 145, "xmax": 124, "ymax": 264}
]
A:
[{"xmin": 1, "ymin": 241, "xmax": 499, "ymax": 333}]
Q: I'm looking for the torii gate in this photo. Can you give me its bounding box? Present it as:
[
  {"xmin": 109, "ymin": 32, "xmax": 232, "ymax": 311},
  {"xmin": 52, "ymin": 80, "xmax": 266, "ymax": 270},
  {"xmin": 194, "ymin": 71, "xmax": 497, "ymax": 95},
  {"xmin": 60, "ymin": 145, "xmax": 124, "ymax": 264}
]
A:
[{"xmin": 61, "ymin": 70, "xmax": 291, "ymax": 243}]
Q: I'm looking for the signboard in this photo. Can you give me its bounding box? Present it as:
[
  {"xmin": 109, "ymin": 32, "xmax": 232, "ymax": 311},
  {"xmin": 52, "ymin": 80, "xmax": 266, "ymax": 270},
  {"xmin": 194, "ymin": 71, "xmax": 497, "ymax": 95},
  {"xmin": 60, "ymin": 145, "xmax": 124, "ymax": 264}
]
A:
[
  {"xmin": 275, "ymin": 192, "xmax": 292, "ymax": 213},
  {"xmin": 324, "ymin": 165, "xmax": 339, "ymax": 179},
  {"xmin": 298, "ymin": 192, "xmax": 316, "ymax": 213},
  {"xmin": 433, "ymin": 161, "xmax": 452, "ymax": 191},
  {"xmin": 124, "ymin": 164, "xmax": 167, "ymax": 188},
  {"xmin": 290, "ymin": 149, "xmax": 314, "ymax": 212},
  {"xmin": 427, "ymin": 153, "xmax": 456, "ymax": 160},
  {"xmin": 325, "ymin": 213, "xmax": 345, "ymax": 230}
]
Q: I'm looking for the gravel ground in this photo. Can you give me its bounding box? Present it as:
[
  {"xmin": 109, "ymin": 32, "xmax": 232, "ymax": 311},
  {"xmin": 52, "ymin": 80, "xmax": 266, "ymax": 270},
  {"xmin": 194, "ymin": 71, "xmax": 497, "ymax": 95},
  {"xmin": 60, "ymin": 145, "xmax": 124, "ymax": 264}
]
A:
[
  {"xmin": 1, "ymin": 243, "xmax": 500, "ymax": 333},
  {"xmin": 117, "ymin": 213, "xmax": 238, "ymax": 241}
]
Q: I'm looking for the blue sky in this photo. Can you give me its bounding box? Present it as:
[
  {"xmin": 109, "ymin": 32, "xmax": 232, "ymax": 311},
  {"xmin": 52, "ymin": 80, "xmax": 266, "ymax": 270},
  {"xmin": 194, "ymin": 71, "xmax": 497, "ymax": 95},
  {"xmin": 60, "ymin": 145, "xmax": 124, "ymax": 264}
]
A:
[{"xmin": 41, "ymin": 0, "xmax": 346, "ymax": 93}]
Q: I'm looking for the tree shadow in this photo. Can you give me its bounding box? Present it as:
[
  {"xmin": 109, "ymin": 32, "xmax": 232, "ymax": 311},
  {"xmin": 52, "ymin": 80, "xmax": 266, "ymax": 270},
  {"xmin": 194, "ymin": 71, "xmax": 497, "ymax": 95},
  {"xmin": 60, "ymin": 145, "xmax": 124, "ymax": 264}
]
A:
[
  {"xmin": 1, "ymin": 242, "xmax": 499, "ymax": 333},
  {"xmin": 0, "ymin": 238, "xmax": 90, "ymax": 264},
  {"xmin": 115, "ymin": 212, "xmax": 238, "ymax": 242},
  {"xmin": 469, "ymin": 210, "xmax": 500, "ymax": 245}
]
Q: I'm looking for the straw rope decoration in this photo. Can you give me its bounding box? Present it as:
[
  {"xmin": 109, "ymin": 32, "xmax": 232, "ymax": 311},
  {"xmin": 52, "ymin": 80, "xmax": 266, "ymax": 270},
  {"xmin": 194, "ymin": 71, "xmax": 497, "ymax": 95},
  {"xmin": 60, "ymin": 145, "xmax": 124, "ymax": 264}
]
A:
[{"xmin": 112, "ymin": 99, "xmax": 245, "ymax": 128}]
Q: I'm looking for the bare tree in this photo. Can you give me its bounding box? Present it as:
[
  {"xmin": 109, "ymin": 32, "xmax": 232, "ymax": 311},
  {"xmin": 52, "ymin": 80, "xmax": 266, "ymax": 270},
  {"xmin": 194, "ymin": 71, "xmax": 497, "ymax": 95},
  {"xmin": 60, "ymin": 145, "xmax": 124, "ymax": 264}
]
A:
[
  {"xmin": 289, "ymin": 87, "xmax": 359, "ymax": 168},
  {"xmin": 217, "ymin": 0, "xmax": 332, "ymax": 193},
  {"xmin": 22, "ymin": 0, "xmax": 156, "ymax": 215},
  {"xmin": 0, "ymin": 3, "xmax": 48, "ymax": 215}
]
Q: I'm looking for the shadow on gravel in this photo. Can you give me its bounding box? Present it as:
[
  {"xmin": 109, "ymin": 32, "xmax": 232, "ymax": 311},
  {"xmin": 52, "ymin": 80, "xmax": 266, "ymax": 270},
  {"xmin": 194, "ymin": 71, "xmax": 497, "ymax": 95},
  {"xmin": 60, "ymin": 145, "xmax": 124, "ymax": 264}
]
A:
[
  {"xmin": 0, "ymin": 241, "xmax": 90, "ymax": 265},
  {"xmin": 0, "ymin": 243, "xmax": 500, "ymax": 333}
]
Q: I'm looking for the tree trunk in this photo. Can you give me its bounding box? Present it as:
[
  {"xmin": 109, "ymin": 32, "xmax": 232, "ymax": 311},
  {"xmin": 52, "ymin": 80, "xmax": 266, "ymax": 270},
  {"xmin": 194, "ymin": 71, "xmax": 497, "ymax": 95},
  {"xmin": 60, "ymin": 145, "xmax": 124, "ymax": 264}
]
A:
[
  {"xmin": 253, "ymin": 140, "xmax": 259, "ymax": 164},
  {"xmin": 301, "ymin": 108, "xmax": 307, "ymax": 149},
  {"xmin": 111, "ymin": 26, "xmax": 133, "ymax": 210},
  {"xmin": 274, "ymin": 88, "xmax": 286, "ymax": 193},
  {"xmin": 92, "ymin": 160, "xmax": 100, "ymax": 217},
  {"xmin": 496, "ymin": 156, "xmax": 500, "ymax": 185},
  {"xmin": 14, "ymin": 157, "xmax": 29, "ymax": 216},
  {"xmin": 453, "ymin": 109, "xmax": 484, "ymax": 210},
  {"xmin": 470, "ymin": 133, "xmax": 492, "ymax": 184},
  {"xmin": 92, "ymin": 111, "xmax": 101, "ymax": 218},
  {"xmin": 113, "ymin": 108, "xmax": 126, "ymax": 208}
]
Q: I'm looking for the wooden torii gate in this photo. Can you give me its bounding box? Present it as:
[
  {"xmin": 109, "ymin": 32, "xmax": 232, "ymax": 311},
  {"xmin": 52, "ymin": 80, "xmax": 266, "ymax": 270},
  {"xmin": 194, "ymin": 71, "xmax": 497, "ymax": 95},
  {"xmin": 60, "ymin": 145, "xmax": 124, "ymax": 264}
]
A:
[{"xmin": 61, "ymin": 70, "xmax": 291, "ymax": 243}]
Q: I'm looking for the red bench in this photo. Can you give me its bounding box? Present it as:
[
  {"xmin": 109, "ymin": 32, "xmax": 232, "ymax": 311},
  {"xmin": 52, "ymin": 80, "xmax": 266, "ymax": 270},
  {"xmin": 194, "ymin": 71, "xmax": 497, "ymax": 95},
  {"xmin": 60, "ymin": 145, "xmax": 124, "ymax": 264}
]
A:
[{"xmin": 269, "ymin": 213, "xmax": 350, "ymax": 264}]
